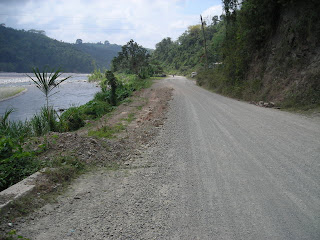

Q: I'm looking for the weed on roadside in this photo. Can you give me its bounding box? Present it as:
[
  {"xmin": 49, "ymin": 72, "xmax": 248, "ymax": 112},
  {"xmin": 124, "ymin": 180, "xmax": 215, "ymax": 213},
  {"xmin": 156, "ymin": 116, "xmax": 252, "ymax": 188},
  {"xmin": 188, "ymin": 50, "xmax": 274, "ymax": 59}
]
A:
[
  {"xmin": 122, "ymin": 113, "xmax": 135, "ymax": 123},
  {"xmin": 88, "ymin": 123, "xmax": 126, "ymax": 138}
]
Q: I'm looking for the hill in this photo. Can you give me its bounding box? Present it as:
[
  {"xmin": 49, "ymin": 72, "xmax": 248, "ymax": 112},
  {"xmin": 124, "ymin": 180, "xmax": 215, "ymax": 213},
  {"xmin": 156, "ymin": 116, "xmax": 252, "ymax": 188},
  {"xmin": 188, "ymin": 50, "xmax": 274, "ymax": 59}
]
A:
[
  {"xmin": 73, "ymin": 42, "xmax": 121, "ymax": 70},
  {"xmin": 0, "ymin": 26, "xmax": 121, "ymax": 73},
  {"xmin": 153, "ymin": 0, "xmax": 320, "ymax": 110}
]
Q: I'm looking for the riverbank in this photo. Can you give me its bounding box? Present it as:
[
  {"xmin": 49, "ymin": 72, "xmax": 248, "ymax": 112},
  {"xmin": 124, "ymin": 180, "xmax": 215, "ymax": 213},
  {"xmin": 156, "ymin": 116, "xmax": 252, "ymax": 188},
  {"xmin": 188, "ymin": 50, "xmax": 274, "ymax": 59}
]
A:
[{"xmin": 0, "ymin": 87, "xmax": 27, "ymax": 102}]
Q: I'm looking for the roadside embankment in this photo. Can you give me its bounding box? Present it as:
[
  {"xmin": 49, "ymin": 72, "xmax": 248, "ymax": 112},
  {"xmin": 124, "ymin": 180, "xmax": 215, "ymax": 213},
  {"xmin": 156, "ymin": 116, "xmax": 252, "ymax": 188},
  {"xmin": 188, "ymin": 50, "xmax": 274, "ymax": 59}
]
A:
[{"xmin": 0, "ymin": 79, "xmax": 173, "ymax": 239}]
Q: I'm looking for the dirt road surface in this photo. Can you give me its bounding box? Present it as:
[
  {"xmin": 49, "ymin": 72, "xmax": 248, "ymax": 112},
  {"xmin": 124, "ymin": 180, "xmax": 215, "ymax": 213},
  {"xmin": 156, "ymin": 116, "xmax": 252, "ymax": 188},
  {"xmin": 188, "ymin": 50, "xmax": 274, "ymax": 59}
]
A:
[{"xmin": 11, "ymin": 76, "xmax": 320, "ymax": 239}]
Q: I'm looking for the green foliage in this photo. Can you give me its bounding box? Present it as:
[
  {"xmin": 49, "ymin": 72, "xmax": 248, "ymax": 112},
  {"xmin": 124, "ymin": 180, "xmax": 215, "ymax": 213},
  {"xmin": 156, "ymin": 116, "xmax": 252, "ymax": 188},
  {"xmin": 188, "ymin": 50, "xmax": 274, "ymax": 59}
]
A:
[
  {"xmin": 0, "ymin": 137, "xmax": 40, "ymax": 191},
  {"xmin": 152, "ymin": 21, "xmax": 226, "ymax": 74},
  {"xmin": 154, "ymin": 0, "xmax": 320, "ymax": 108},
  {"xmin": 80, "ymin": 100, "xmax": 113, "ymax": 119},
  {"xmin": 30, "ymin": 107, "xmax": 60, "ymax": 136},
  {"xmin": 60, "ymin": 99, "xmax": 112, "ymax": 123},
  {"xmin": 88, "ymin": 68, "xmax": 106, "ymax": 82},
  {"xmin": 0, "ymin": 110, "xmax": 30, "ymax": 139},
  {"xmin": 111, "ymin": 39, "xmax": 152, "ymax": 78},
  {"xmin": 59, "ymin": 107, "xmax": 85, "ymax": 131},
  {"xmin": 0, "ymin": 107, "xmax": 60, "ymax": 139},
  {"xmin": 104, "ymin": 71, "xmax": 118, "ymax": 106},
  {"xmin": 74, "ymin": 42, "xmax": 121, "ymax": 70},
  {"xmin": 0, "ymin": 26, "xmax": 94, "ymax": 73},
  {"xmin": 0, "ymin": 108, "xmax": 14, "ymax": 133},
  {"xmin": 59, "ymin": 73, "xmax": 152, "ymax": 131},
  {"xmin": 26, "ymin": 67, "xmax": 71, "ymax": 134},
  {"xmin": 27, "ymin": 67, "xmax": 71, "ymax": 110},
  {"xmin": 0, "ymin": 71, "xmax": 155, "ymax": 191}
]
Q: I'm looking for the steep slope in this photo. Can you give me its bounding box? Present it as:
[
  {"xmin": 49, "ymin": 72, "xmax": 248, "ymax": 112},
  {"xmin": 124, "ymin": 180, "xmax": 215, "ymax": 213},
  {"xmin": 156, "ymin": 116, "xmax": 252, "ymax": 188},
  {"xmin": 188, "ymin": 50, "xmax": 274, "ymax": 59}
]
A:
[
  {"xmin": 153, "ymin": 0, "xmax": 320, "ymax": 110},
  {"xmin": 244, "ymin": 2, "xmax": 320, "ymax": 108}
]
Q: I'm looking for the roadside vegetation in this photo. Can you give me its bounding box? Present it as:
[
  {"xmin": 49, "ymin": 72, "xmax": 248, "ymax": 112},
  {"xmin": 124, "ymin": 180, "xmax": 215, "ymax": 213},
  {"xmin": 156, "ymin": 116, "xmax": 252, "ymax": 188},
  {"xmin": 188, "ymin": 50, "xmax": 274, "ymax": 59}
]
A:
[
  {"xmin": 152, "ymin": 0, "xmax": 320, "ymax": 110},
  {"xmin": 0, "ymin": 39, "xmax": 164, "ymax": 192}
]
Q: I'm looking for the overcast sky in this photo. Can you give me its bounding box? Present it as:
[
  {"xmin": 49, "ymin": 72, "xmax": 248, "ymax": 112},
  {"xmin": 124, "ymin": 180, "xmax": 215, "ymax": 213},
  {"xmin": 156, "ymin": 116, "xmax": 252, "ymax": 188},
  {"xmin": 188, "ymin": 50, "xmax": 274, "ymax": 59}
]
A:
[{"xmin": 0, "ymin": 0, "xmax": 223, "ymax": 48}]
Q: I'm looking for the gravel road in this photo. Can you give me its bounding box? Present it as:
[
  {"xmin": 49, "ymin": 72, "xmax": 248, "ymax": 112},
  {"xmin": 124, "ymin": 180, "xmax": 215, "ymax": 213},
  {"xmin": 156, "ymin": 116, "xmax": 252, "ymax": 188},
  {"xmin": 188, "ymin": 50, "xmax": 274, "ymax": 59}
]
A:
[{"xmin": 13, "ymin": 76, "xmax": 320, "ymax": 239}]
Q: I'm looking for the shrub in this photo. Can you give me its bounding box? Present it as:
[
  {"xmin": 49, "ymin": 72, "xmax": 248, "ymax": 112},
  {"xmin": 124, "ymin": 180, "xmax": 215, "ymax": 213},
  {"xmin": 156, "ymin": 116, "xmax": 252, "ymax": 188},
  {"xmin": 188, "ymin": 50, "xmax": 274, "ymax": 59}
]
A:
[
  {"xmin": 80, "ymin": 100, "xmax": 112, "ymax": 119},
  {"xmin": 60, "ymin": 107, "xmax": 85, "ymax": 131},
  {"xmin": 0, "ymin": 137, "xmax": 40, "ymax": 191}
]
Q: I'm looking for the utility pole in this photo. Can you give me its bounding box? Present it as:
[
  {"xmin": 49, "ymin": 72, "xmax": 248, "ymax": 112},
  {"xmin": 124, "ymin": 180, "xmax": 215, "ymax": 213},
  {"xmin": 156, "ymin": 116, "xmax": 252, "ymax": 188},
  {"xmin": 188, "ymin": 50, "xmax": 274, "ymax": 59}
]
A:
[{"xmin": 200, "ymin": 15, "xmax": 209, "ymax": 69}]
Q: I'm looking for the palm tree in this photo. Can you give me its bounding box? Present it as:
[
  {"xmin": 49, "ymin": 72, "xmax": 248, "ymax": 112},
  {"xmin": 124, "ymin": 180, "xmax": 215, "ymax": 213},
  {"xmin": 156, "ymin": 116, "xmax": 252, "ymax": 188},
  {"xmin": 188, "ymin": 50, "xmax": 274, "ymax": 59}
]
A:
[
  {"xmin": 27, "ymin": 67, "xmax": 71, "ymax": 132},
  {"xmin": 26, "ymin": 67, "xmax": 71, "ymax": 110}
]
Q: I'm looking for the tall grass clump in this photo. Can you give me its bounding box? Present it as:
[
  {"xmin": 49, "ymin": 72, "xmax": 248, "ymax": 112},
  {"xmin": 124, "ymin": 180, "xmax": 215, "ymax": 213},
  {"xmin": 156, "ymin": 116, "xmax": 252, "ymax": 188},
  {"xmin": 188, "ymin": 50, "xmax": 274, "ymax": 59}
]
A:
[
  {"xmin": 30, "ymin": 106, "xmax": 61, "ymax": 136},
  {"xmin": 0, "ymin": 108, "xmax": 31, "ymax": 139}
]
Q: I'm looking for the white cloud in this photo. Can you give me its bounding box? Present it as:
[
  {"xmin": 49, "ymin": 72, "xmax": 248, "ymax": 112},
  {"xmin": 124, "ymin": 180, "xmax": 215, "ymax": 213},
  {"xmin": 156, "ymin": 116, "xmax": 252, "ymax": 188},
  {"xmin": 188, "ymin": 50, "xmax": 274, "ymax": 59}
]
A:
[
  {"xmin": 0, "ymin": 0, "xmax": 222, "ymax": 48},
  {"xmin": 201, "ymin": 5, "xmax": 223, "ymax": 24}
]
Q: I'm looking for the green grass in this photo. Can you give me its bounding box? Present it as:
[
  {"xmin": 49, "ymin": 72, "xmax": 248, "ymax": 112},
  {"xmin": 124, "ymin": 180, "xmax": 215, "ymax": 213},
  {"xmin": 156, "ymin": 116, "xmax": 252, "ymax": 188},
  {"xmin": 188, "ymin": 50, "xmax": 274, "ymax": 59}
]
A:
[
  {"xmin": 0, "ymin": 87, "xmax": 26, "ymax": 101},
  {"xmin": 88, "ymin": 123, "xmax": 126, "ymax": 138},
  {"xmin": 123, "ymin": 113, "xmax": 135, "ymax": 123}
]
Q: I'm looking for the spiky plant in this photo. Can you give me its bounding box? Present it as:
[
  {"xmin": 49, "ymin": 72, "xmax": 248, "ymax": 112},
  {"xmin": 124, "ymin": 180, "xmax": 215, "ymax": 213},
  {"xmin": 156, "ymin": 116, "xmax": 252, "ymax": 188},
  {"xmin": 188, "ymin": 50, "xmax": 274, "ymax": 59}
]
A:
[
  {"xmin": 27, "ymin": 67, "xmax": 71, "ymax": 132},
  {"xmin": 26, "ymin": 67, "xmax": 71, "ymax": 110},
  {"xmin": 0, "ymin": 108, "xmax": 14, "ymax": 131}
]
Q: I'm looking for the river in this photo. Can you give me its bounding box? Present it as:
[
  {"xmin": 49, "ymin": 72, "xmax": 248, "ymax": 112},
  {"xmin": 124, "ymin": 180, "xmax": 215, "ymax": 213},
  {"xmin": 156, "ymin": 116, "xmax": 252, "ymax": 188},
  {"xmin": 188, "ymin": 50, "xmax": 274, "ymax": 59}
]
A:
[{"xmin": 0, "ymin": 72, "xmax": 100, "ymax": 121}]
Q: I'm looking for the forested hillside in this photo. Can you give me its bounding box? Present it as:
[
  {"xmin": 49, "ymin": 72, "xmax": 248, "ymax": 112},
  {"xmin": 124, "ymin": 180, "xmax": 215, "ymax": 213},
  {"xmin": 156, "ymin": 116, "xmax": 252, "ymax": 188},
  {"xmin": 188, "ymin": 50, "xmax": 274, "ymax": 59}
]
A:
[
  {"xmin": 152, "ymin": 19, "xmax": 225, "ymax": 74},
  {"xmin": 153, "ymin": 0, "xmax": 320, "ymax": 109},
  {"xmin": 73, "ymin": 42, "xmax": 121, "ymax": 70},
  {"xmin": 0, "ymin": 26, "xmax": 121, "ymax": 73}
]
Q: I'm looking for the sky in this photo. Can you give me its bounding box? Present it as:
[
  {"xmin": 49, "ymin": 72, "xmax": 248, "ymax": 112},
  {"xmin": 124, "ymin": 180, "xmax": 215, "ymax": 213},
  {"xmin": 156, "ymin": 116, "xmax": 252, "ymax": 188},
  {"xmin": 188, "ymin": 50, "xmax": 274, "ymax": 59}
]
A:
[{"xmin": 0, "ymin": 0, "xmax": 223, "ymax": 49}]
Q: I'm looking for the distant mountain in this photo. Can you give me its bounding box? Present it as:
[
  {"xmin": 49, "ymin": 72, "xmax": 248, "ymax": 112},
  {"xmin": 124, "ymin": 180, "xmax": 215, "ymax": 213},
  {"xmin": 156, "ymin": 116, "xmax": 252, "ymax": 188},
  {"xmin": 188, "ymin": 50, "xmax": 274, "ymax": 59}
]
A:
[
  {"xmin": 73, "ymin": 42, "xmax": 121, "ymax": 70},
  {"xmin": 0, "ymin": 26, "xmax": 121, "ymax": 73}
]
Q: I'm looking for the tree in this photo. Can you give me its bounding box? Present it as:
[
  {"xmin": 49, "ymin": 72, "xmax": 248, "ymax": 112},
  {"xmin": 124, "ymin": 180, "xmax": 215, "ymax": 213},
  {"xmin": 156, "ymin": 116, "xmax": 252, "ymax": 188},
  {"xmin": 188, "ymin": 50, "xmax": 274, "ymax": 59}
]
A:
[
  {"xmin": 212, "ymin": 15, "xmax": 220, "ymax": 25},
  {"xmin": 104, "ymin": 40, "xmax": 110, "ymax": 45},
  {"xmin": 28, "ymin": 29, "xmax": 46, "ymax": 35},
  {"xmin": 76, "ymin": 39, "xmax": 83, "ymax": 44},
  {"xmin": 111, "ymin": 39, "xmax": 150, "ymax": 78},
  {"xmin": 27, "ymin": 67, "xmax": 71, "ymax": 111},
  {"xmin": 105, "ymin": 71, "xmax": 118, "ymax": 106}
]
